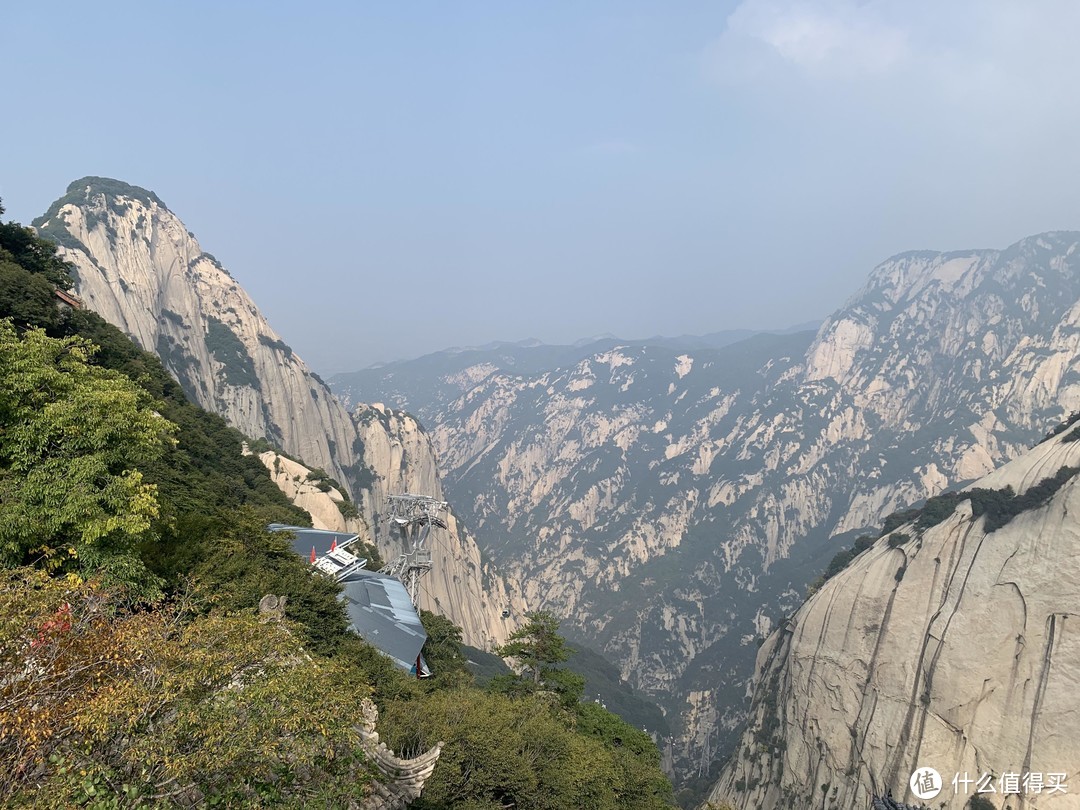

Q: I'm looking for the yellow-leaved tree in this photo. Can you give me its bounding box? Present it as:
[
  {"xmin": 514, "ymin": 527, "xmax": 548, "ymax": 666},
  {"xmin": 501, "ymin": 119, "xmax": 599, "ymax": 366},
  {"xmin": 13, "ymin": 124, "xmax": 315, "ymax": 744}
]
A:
[{"xmin": 0, "ymin": 568, "xmax": 375, "ymax": 807}]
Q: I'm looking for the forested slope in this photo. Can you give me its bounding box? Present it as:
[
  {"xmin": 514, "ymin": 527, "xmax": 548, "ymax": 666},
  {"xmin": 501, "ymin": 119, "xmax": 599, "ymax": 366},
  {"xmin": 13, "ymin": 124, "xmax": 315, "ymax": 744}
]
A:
[{"xmin": 0, "ymin": 200, "xmax": 673, "ymax": 809}]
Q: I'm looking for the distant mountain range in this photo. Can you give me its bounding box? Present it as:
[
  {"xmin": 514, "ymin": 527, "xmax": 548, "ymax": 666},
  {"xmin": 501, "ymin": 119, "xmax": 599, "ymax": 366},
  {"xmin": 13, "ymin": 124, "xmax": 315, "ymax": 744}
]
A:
[
  {"xmin": 369, "ymin": 324, "xmax": 823, "ymax": 370},
  {"xmin": 333, "ymin": 322, "xmax": 823, "ymax": 416},
  {"xmin": 331, "ymin": 232, "xmax": 1080, "ymax": 781}
]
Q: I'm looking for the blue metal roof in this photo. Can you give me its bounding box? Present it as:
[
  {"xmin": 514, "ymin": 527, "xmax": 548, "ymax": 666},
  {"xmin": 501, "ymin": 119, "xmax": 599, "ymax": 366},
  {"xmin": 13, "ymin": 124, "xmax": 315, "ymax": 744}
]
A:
[
  {"xmin": 339, "ymin": 569, "xmax": 429, "ymax": 675},
  {"xmin": 268, "ymin": 523, "xmax": 360, "ymax": 557},
  {"xmin": 270, "ymin": 524, "xmax": 429, "ymax": 676}
]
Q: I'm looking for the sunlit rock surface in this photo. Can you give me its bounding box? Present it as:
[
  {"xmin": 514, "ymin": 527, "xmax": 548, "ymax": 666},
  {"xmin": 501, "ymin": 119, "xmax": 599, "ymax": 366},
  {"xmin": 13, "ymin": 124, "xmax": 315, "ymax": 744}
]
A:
[
  {"xmin": 708, "ymin": 428, "xmax": 1080, "ymax": 809},
  {"xmin": 333, "ymin": 232, "xmax": 1080, "ymax": 776},
  {"xmin": 35, "ymin": 178, "xmax": 517, "ymax": 649}
]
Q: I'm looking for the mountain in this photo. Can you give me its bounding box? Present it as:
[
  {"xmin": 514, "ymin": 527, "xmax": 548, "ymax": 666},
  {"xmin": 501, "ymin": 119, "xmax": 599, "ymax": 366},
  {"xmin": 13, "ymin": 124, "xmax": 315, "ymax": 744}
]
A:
[
  {"xmin": 33, "ymin": 177, "xmax": 520, "ymax": 650},
  {"xmin": 330, "ymin": 326, "xmax": 822, "ymax": 415},
  {"xmin": 708, "ymin": 422, "xmax": 1080, "ymax": 809},
  {"xmin": 332, "ymin": 232, "xmax": 1080, "ymax": 782}
]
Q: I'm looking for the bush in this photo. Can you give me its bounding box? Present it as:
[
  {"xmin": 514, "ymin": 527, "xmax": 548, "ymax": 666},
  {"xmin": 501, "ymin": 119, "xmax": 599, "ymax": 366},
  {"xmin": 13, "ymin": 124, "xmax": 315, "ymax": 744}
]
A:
[
  {"xmin": 205, "ymin": 316, "xmax": 260, "ymax": 390},
  {"xmin": 1041, "ymin": 412, "xmax": 1080, "ymax": 443}
]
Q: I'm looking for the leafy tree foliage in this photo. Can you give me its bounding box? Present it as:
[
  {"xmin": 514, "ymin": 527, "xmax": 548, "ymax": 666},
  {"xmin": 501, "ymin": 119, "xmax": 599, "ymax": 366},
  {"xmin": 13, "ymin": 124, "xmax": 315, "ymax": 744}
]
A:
[
  {"xmin": 492, "ymin": 610, "xmax": 587, "ymax": 708},
  {"xmin": 575, "ymin": 702, "xmax": 675, "ymax": 809},
  {"xmin": 0, "ymin": 323, "xmax": 172, "ymax": 594},
  {"xmin": 0, "ymin": 210, "xmax": 74, "ymax": 289},
  {"xmin": 561, "ymin": 644, "xmax": 670, "ymax": 737},
  {"xmin": 381, "ymin": 675, "xmax": 673, "ymax": 809},
  {"xmin": 496, "ymin": 610, "xmax": 573, "ymax": 685},
  {"xmin": 0, "ymin": 259, "xmax": 62, "ymax": 330},
  {"xmin": 0, "ymin": 568, "xmax": 374, "ymax": 808},
  {"xmin": 420, "ymin": 609, "xmax": 470, "ymax": 686},
  {"xmin": 383, "ymin": 689, "xmax": 620, "ymax": 810},
  {"xmin": 187, "ymin": 512, "xmax": 348, "ymax": 655}
]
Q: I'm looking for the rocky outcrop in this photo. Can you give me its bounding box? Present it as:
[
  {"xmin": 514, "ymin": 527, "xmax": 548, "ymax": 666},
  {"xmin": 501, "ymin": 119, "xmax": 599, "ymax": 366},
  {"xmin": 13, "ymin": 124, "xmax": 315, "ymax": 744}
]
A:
[
  {"xmin": 252, "ymin": 410, "xmax": 526, "ymax": 649},
  {"xmin": 34, "ymin": 177, "xmax": 358, "ymax": 486},
  {"xmin": 254, "ymin": 448, "xmax": 367, "ymax": 534},
  {"xmin": 34, "ymin": 177, "xmax": 515, "ymax": 650},
  {"xmin": 330, "ymin": 404, "xmax": 526, "ymax": 648},
  {"xmin": 332, "ymin": 232, "xmax": 1080, "ymax": 778},
  {"xmin": 708, "ymin": 426, "xmax": 1080, "ymax": 809}
]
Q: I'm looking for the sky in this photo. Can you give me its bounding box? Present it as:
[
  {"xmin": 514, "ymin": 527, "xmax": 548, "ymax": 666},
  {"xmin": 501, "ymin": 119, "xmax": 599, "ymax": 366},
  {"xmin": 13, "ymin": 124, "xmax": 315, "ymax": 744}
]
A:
[{"xmin": 5, "ymin": 1, "xmax": 1080, "ymax": 374}]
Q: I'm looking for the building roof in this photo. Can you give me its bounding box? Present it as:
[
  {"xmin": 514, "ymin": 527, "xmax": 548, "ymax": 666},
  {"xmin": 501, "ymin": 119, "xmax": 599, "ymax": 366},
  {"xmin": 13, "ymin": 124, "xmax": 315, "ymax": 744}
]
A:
[
  {"xmin": 268, "ymin": 523, "xmax": 360, "ymax": 557},
  {"xmin": 53, "ymin": 288, "xmax": 83, "ymax": 309},
  {"xmin": 339, "ymin": 569, "xmax": 429, "ymax": 675},
  {"xmin": 269, "ymin": 523, "xmax": 429, "ymax": 676}
]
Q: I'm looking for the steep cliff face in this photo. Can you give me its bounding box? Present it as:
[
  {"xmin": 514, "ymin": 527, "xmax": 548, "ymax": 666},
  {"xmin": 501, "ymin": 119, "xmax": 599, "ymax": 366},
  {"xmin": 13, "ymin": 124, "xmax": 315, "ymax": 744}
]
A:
[
  {"xmin": 351, "ymin": 404, "xmax": 527, "ymax": 649},
  {"xmin": 332, "ymin": 232, "xmax": 1080, "ymax": 776},
  {"xmin": 34, "ymin": 177, "xmax": 514, "ymax": 649},
  {"xmin": 254, "ymin": 430, "xmax": 525, "ymax": 650},
  {"xmin": 709, "ymin": 426, "xmax": 1080, "ymax": 809},
  {"xmin": 252, "ymin": 448, "xmax": 367, "ymax": 535},
  {"xmin": 34, "ymin": 177, "xmax": 358, "ymax": 486}
]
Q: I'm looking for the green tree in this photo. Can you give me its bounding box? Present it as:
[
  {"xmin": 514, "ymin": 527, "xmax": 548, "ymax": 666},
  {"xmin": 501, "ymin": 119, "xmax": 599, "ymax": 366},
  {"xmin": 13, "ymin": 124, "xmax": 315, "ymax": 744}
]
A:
[
  {"xmin": 0, "ymin": 323, "xmax": 174, "ymax": 593},
  {"xmin": 0, "ymin": 210, "xmax": 75, "ymax": 289},
  {"xmin": 420, "ymin": 610, "xmax": 470, "ymax": 685},
  {"xmin": 381, "ymin": 688, "xmax": 620, "ymax": 810},
  {"xmin": 0, "ymin": 259, "xmax": 61, "ymax": 331},
  {"xmin": 188, "ymin": 512, "xmax": 348, "ymax": 655},
  {"xmin": 493, "ymin": 611, "xmax": 586, "ymax": 707},
  {"xmin": 496, "ymin": 610, "xmax": 573, "ymax": 685}
]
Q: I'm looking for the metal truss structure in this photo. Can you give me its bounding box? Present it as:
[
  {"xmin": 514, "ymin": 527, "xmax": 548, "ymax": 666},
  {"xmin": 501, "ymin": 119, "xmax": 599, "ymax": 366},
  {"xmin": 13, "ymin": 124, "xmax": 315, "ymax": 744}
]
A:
[{"xmin": 379, "ymin": 493, "xmax": 449, "ymax": 606}]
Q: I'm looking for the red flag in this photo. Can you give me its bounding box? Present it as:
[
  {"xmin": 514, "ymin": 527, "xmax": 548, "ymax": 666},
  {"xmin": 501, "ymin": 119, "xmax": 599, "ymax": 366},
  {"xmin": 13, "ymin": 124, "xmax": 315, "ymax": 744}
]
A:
[
  {"xmin": 331, "ymin": 539, "xmax": 337, "ymax": 552},
  {"xmin": 310, "ymin": 546, "xmax": 316, "ymax": 564}
]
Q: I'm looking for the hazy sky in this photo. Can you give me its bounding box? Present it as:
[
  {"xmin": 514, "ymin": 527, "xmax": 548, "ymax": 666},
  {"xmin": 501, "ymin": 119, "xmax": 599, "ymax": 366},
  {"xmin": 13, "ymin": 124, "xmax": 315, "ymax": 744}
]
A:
[{"xmin": 6, "ymin": 1, "xmax": 1080, "ymax": 373}]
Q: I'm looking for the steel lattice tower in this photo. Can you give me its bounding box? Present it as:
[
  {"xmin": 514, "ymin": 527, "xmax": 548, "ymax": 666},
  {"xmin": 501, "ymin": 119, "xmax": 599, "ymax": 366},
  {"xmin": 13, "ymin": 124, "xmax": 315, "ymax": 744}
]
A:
[{"xmin": 378, "ymin": 493, "xmax": 449, "ymax": 606}]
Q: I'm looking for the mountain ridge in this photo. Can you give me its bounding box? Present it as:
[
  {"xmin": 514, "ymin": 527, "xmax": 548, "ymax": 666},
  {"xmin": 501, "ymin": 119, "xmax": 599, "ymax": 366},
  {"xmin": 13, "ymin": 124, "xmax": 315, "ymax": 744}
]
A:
[
  {"xmin": 333, "ymin": 229, "xmax": 1080, "ymax": 783},
  {"xmin": 708, "ymin": 421, "xmax": 1080, "ymax": 809},
  {"xmin": 33, "ymin": 176, "xmax": 522, "ymax": 651}
]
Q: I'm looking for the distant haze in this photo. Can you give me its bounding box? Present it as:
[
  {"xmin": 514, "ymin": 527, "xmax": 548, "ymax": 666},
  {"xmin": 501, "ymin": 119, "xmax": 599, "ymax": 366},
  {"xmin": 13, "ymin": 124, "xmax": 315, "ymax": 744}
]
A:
[{"xmin": 5, "ymin": 2, "xmax": 1080, "ymax": 373}]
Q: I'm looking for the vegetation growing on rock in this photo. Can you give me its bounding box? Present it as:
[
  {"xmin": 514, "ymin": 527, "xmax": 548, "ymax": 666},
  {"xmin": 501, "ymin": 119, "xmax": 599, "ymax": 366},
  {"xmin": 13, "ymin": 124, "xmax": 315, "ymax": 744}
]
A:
[
  {"xmin": 0, "ymin": 201, "xmax": 674, "ymax": 808},
  {"xmin": 205, "ymin": 315, "xmax": 261, "ymax": 390}
]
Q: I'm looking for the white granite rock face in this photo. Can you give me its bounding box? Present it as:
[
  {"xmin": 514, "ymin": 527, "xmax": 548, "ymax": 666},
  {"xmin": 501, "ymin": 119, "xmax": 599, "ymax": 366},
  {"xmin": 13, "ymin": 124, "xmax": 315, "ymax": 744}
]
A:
[
  {"xmin": 335, "ymin": 231, "xmax": 1080, "ymax": 777},
  {"xmin": 254, "ymin": 449, "xmax": 363, "ymax": 533},
  {"xmin": 255, "ymin": 437, "xmax": 524, "ymax": 650},
  {"xmin": 351, "ymin": 404, "xmax": 527, "ymax": 649},
  {"xmin": 37, "ymin": 179, "xmax": 514, "ymax": 649},
  {"xmin": 709, "ymin": 428, "xmax": 1080, "ymax": 809}
]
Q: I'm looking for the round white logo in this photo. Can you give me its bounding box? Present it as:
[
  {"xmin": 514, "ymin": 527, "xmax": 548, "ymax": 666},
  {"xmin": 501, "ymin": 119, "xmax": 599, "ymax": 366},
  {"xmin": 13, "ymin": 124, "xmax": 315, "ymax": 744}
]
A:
[{"xmin": 910, "ymin": 767, "xmax": 943, "ymax": 800}]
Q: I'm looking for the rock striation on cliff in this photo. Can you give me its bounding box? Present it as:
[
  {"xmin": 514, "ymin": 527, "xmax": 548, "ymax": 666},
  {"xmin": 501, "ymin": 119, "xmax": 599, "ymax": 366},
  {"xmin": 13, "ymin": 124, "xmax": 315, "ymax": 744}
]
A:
[
  {"xmin": 333, "ymin": 232, "xmax": 1080, "ymax": 777},
  {"xmin": 34, "ymin": 177, "xmax": 516, "ymax": 649},
  {"xmin": 708, "ymin": 424, "xmax": 1080, "ymax": 809}
]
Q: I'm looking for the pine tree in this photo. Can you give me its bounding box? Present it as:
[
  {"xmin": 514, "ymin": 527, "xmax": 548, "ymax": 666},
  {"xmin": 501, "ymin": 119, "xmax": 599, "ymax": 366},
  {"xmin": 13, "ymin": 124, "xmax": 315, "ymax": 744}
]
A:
[{"xmin": 496, "ymin": 610, "xmax": 572, "ymax": 684}]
